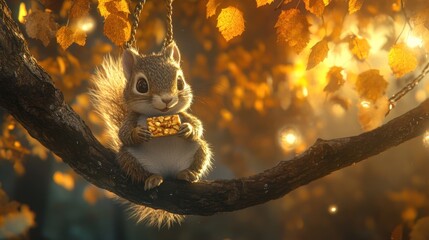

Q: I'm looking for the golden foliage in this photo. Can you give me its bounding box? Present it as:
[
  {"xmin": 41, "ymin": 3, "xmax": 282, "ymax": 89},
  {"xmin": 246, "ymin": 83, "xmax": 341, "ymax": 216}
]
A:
[
  {"xmin": 256, "ymin": 0, "xmax": 275, "ymax": 8},
  {"xmin": 56, "ymin": 26, "xmax": 87, "ymax": 50},
  {"xmin": 275, "ymin": 9, "xmax": 310, "ymax": 53},
  {"xmin": 98, "ymin": 0, "xmax": 130, "ymax": 18},
  {"xmin": 0, "ymin": 189, "xmax": 35, "ymax": 239},
  {"xmin": 303, "ymin": 0, "xmax": 326, "ymax": 17},
  {"xmin": 104, "ymin": 14, "xmax": 131, "ymax": 46},
  {"xmin": 206, "ymin": 0, "xmax": 220, "ymax": 18},
  {"xmin": 307, "ymin": 39, "xmax": 329, "ymax": 70},
  {"xmin": 388, "ymin": 43, "xmax": 418, "ymax": 77},
  {"xmin": 324, "ymin": 66, "xmax": 345, "ymax": 93},
  {"xmin": 355, "ymin": 69, "xmax": 387, "ymax": 103},
  {"xmin": 25, "ymin": 10, "xmax": 58, "ymax": 46},
  {"xmin": 349, "ymin": 35, "xmax": 370, "ymax": 61},
  {"xmin": 216, "ymin": 7, "xmax": 245, "ymax": 41},
  {"xmin": 69, "ymin": 0, "xmax": 90, "ymax": 19},
  {"xmin": 53, "ymin": 171, "xmax": 75, "ymax": 191},
  {"xmin": 348, "ymin": 0, "xmax": 364, "ymax": 14}
]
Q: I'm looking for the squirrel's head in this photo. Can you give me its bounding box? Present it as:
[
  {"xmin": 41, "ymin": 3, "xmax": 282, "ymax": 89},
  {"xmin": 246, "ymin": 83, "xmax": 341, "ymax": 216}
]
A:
[{"xmin": 122, "ymin": 42, "xmax": 192, "ymax": 116}]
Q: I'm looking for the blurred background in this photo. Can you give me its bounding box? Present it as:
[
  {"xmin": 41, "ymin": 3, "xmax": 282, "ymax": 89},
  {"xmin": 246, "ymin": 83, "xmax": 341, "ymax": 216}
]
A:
[{"xmin": 1, "ymin": 0, "xmax": 429, "ymax": 239}]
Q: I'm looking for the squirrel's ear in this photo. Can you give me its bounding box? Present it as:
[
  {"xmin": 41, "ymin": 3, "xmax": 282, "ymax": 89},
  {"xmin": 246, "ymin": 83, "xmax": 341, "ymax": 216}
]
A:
[
  {"xmin": 163, "ymin": 41, "xmax": 181, "ymax": 64},
  {"xmin": 122, "ymin": 49, "xmax": 137, "ymax": 81}
]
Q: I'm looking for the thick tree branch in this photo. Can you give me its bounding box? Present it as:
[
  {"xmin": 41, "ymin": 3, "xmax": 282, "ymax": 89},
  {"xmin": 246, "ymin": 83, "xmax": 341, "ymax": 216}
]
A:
[{"xmin": 1, "ymin": 1, "xmax": 428, "ymax": 216}]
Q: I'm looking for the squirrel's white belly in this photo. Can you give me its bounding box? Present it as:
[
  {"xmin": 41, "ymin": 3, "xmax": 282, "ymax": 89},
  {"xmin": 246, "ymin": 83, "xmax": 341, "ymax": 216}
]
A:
[{"xmin": 126, "ymin": 136, "xmax": 199, "ymax": 177}]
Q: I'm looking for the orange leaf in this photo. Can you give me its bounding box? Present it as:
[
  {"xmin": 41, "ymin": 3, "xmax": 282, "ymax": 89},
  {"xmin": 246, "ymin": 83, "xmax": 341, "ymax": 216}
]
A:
[
  {"xmin": 307, "ymin": 39, "xmax": 329, "ymax": 69},
  {"xmin": 216, "ymin": 7, "xmax": 245, "ymax": 41},
  {"xmin": 69, "ymin": 0, "xmax": 90, "ymax": 19},
  {"xmin": 275, "ymin": 9, "xmax": 310, "ymax": 54},
  {"xmin": 256, "ymin": 0, "xmax": 274, "ymax": 7},
  {"xmin": 103, "ymin": 14, "xmax": 131, "ymax": 46},
  {"xmin": 206, "ymin": 0, "xmax": 220, "ymax": 18},
  {"xmin": 25, "ymin": 10, "xmax": 58, "ymax": 46},
  {"xmin": 388, "ymin": 43, "xmax": 418, "ymax": 77},
  {"xmin": 98, "ymin": 0, "xmax": 129, "ymax": 18},
  {"xmin": 303, "ymin": 0, "xmax": 325, "ymax": 17},
  {"xmin": 349, "ymin": 35, "xmax": 370, "ymax": 61},
  {"xmin": 348, "ymin": 0, "xmax": 364, "ymax": 14},
  {"xmin": 324, "ymin": 66, "xmax": 345, "ymax": 93},
  {"xmin": 355, "ymin": 69, "xmax": 388, "ymax": 103},
  {"xmin": 56, "ymin": 26, "xmax": 87, "ymax": 50}
]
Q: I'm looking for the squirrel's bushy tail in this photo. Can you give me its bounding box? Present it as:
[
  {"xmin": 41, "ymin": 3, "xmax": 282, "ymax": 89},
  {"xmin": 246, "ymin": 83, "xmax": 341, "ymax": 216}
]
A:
[{"xmin": 90, "ymin": 54, "xmax": 183, "ymax": 228}]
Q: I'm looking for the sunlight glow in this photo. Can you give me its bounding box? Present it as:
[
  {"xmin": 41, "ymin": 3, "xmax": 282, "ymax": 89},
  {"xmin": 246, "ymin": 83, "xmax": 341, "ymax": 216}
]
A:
[
  {"xmin": 360, "ymin": 100, "xmax": 372, "ymax": 109},
  {"xmin": 328, "ymin": 204, "xmax": 338, "ymax": 214},
  {"xmin": 279, "ymin": 127, "xmax": 302, "ymax": 152},
  {"xmin": 78, "ymin": 17, "xmax": 96, "ymax": 33},
  {"xmin": 406, "ymin": 35, "xmax": 423, "ymax": 48}
]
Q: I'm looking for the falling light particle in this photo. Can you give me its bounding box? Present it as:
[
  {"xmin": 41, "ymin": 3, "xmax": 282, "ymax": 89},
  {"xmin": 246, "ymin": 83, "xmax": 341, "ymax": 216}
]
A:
[
  {"xmin": 279, "ymin": 127, "xmax": 302, "ymax": 152},
  {"xmin": 360, "ymin": 100, "xmax": 371, "ymax": 109},
  {"xmin": 78, "ymin": 17, "xmax": 96, "ymax": 33},
  {"xmin": 302, "ymin": 87, "xmax": 309, "ymax": 97},
  {"xmin": 406, "ymin": 35, "xmax": 423, "ymax": 48},
  {"xmin": 423, "ymin": 131, "xmax": 429, "ymax": 148},
  {"xmin": 328, "ymin": 204, "xmax": 338, "ymax": 214},
  {"xmin": 18, "ymin": 2, "xmax": 27, "ymax": 23}
]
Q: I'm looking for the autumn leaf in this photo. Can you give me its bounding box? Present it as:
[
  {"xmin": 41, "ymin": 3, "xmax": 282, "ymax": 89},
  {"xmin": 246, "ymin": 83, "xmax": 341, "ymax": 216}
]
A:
[
  {"xmin": 25, "ymin": 10, "xmax": 58, "ymax": 46},
  {"xmin": 303, "ymin": 0, "xmax": 325, "ymax": 17},
  {"xmin": 216, "ymin": 7, "xmax": 245, "ymax": 41},
  {"xmin": 256, "ymin": 0, "xmax": 274, "ymax": 7},
  {"xmin": 348, "ymin": 0, "xmax": 364, "ymax": 14},
  {"xmin": 355, "ymin": 69, "xmax": 388, "ymax": 103},
  {"xmin": 206, "ymin": 0, "xmax": 220, "ymax": 18},
  {"xmin": 98, "ymin": 0, "xmax": 129, "ymax": 18},
  {"xmin": 388, "ymin": 43, "xmax": 418, "ymax": 77},
  {"xmin": 307, "ymin": 39, "xmax": 329, "ymax": 69},
  {"xmin": 104, "ymin": 14, "xmax": 131, "ymax": 46},
  {"xmin": 349, "ymin": 35, "xmax": 370, "ymax": 61},
  {"xmin": 275, "ymin": 9, "xmax": 310, "ymax": 54},
  {"xmin": 69, "ymin": 0, "xmax": 90, "ymax": 19},
  {"xmin": 324, "ymin": 66, "xmax": 345, "ymax": 93},
  {"xmin": 358, "ymin": 96, "xmax": 388, "ymax": 130},
  {"xmin": 56, "ymin": 26, "xmax": 87, "ymax": 50}
]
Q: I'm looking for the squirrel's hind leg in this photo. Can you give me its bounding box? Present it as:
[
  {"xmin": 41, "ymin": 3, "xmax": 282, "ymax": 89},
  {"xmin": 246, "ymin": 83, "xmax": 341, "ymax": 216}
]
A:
[{"xmin": 177, "ymin": 140, "xmax": 212, "ymax": 182}]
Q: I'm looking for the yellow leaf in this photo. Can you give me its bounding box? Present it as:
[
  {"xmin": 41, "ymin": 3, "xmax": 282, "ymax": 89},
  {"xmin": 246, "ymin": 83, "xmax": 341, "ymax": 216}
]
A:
[
  {"xmin": 358, "ymin": 97, "xmax": 388, "ymax": 130},
  {"xmin": 206, "ymin": 0, "xmax": 220, "ymax": 18},
  {"xmin": 324, "ymin": 66, "xmax": 345, "ymax": 93},
  {"xmin": 388, "ymin": 43, "xmax": 418, "ymax": 77},
  {"xmin": 56, "ymin": 26, "xmax": 87, "ymax": 50},
  {"xmin": 275, "ymin": 9, "xmax": 310, "ymax": 54},
  {"xmin": 303, "ymin": 0, "xmax": 325, "ymax": 17},
  {"xmin": 104, "ymin": 14, "xmax": 131, "ymax": 46},
  {"xmin": 25, "ymin": 10, "xmax": 58, "ymax": 46},
  {"xmin": 307, "ymin": 39, "xmax": 329, "ymax": 69},
  {"xmin": 349, "ymin": 35, "xmax": 370, "ymax": 60},
  {"xmin": 355, "ymin": 69, "xmax": 388, "ymax": 103},
  {"xmin": 216, "ymin": 7, "xmax": 245, "ymax": 41},
  {"xmin": 69, "ymin": 0, "xmax": 90, "ymax": 19},
  {"xmin": 348, "ymin": 0, "xmax": 364, "ymax": 14},
  {"xmin": 256, "ymin": 0, "xmax": 274, "ymax": 7},
  {"xmin": 98, "ymin": 0, "xmax": 129, "ymax": 18}
]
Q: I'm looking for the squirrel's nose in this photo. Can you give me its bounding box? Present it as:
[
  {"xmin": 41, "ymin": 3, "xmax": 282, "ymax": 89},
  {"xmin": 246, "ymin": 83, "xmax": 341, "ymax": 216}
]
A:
[{"xmin": 161, "ymin": 97, "xmax": 172, "ymax": 104}]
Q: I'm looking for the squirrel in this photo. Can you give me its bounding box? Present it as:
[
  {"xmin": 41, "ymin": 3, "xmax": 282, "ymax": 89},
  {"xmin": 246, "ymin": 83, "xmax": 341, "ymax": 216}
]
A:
[{"xmin": 90, "ymin": 41, "xmax": 212, "ymax": 227}]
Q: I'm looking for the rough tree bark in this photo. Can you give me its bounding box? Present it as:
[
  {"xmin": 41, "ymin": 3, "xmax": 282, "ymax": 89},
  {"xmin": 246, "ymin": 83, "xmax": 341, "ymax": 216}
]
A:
[{"xmin": 0, "ymin": 0, "xmax": 428, "ymax": 216}]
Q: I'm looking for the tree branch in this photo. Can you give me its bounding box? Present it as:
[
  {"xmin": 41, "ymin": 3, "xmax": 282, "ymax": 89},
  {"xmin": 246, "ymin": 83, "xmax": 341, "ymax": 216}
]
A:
[{"xmin": 0, "ymin": 0, "xmax": 428, "ymax": 216}]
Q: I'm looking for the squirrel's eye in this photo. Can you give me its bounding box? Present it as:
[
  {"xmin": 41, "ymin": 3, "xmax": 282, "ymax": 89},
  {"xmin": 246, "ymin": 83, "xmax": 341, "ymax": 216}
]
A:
[
  {"xmin": 136, "ymin": 77, "xmax": 149, "ymax": 93},
  {"xmin": 177, "ymin": 77, "xmax": 184, "ymax": 91}
]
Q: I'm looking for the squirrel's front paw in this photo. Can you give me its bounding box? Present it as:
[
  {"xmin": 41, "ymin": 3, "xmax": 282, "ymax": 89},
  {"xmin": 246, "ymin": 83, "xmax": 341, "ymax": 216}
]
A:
[
  {"xmin": 144, "ymin": 174, "xmax": 163, "ymax": 190},
  {"xmin": 132, "ymin": 126, "xmax": 152, "ymax": 143},
  {"xmin": 176, "ymin": 169, "xmax": 199, "ymax": 182},
  {"xmin": 178, "ymin": 123, "xmax": 193, "ymax": 139}
]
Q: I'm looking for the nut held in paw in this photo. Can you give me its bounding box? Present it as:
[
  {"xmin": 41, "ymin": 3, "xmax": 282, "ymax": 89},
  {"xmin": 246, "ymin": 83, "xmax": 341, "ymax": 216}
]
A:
[{"xmin": 147, "ymin": 115, "xmax": 181, "ymax": 137}]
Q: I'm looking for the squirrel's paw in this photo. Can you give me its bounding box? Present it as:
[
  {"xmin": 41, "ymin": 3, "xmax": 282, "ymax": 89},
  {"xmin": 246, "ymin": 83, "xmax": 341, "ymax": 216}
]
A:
[
  {"xmin": 178, "ymin": 123, "xmax": 193, "ymax": 139},
  {"xmin": 176, "ymin": 169, "xmax": 199, "ymax": 182},
  {"xmin": 133, "ymin": 126, "xmax": 152, "ymax": 143},
  {"xmin": 144, "ymin": 174, "xmax": 163, "ymax": 190}
]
